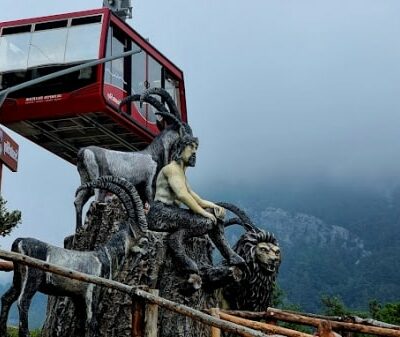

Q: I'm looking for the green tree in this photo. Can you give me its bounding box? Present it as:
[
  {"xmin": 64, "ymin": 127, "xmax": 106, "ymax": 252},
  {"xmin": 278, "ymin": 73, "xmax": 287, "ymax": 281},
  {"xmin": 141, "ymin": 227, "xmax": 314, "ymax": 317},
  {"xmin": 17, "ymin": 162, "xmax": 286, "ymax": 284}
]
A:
[
  {"xmin": 369, "ymin": 300, "xmax": 400, "ymax": 325},
  {"xmin": 0, "ymin": 196, "xmax": 21, "ymax": 237},
  {"xmin": 321, "ymin": 295, "xmax": 349, "ymax": 316}
]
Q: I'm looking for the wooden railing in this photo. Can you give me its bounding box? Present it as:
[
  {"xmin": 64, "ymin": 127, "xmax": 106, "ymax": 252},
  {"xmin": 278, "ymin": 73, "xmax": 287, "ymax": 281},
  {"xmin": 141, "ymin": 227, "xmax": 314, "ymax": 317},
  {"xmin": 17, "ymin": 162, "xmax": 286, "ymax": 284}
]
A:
[
  {"xmin": 206, "ymin": 308, "xmax": 400, "ymax": 337},
  {"xmin": 0, "ymin": 249, "xmax": 267, "ymax": 337},
  {"xmin": 1, "ymin": 249, "xmax": 399, "ymax": 337}
]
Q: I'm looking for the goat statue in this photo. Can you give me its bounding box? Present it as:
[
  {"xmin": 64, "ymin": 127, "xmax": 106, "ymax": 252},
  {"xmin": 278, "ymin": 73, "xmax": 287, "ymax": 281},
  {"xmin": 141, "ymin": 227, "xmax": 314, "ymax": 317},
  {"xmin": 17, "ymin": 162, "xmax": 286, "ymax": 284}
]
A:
[
  {"xmin": 74, "ymin": 88, "xmax": 192, "ymax": 230},
  {"xmin": 0, "ymin": 176, "xmax": 148, "ymax": 337}
]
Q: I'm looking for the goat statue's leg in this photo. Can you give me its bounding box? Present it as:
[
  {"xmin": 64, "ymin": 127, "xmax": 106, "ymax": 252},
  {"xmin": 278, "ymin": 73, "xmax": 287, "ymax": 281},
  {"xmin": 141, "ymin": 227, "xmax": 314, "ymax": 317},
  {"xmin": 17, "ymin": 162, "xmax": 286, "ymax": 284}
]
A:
[
  {"xmin": 74, "ymin": 187, "xmax": 93, "ymax": 231},
  {"xmin": 72, "ymin": 297, "xmax": 87, "ymax": 336},
  {"xmin": 17, "ymin": 267, "xmax": 43, "ymax": 337},
  {"xmin": 0, "ymin": 270, "xmax": 21, "ymax": 336},
  {"xmin": 146, "ymin": 165, "xmax": 157, "ymax": 203},
  {"xmin": 83, "ymin": 284, "xmax": 98, "ymax": 337},
  {"xmin": 145, "ymin": 180, "xmax": 154, "ymax": 205}
]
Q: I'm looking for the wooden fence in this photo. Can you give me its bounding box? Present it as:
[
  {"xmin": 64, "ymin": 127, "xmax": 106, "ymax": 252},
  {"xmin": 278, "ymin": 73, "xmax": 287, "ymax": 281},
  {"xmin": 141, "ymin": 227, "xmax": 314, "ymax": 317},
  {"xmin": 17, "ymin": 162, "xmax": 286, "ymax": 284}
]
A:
[
  {"xmin": 1, "ymin": 249, "xmax": 399, "ymax": 337},
  {"xmin": 0, "ymin": 249, "xmax": 268, "ymax": 337},
  {"xmin": 206, "ymin": 308, "xmax": 400, "ymax": 337}
]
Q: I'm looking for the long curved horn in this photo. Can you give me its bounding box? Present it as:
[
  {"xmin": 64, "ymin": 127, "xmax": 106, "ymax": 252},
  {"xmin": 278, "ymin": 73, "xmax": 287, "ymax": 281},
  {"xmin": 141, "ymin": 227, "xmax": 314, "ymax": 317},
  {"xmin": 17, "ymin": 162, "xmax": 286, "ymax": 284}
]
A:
[
  {"xmin": 140, "ymin": 87, "xmax": 180, "ymax": 119},
  {"xmin": 119, "ymin": 93, "xmax": 184, "ymax": 130},
  {"xmin": 76, "ymin": 176, "xmax": 148, "ymax": 231},
  {"xmin": 95, "ymin": 176, "xmax": 148, "ymax": 231},
  {"xmin": 216, "ymin": 202, "xmax": 260, "ymax": 232},
  {"xmin": 154, "ymin": 111, "xmax": 183, "ymax": 128},
  {"xmin": 118, "ymin": 94, "xmax": 168, "ymax": 114}
]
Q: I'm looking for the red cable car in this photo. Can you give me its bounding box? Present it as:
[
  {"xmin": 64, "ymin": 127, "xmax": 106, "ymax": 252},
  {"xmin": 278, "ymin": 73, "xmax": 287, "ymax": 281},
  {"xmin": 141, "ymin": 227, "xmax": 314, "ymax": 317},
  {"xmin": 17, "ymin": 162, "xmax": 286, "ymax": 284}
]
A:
[{"xmin": 0, "ymin": 7, "xmax": 187, "ymax": 164}]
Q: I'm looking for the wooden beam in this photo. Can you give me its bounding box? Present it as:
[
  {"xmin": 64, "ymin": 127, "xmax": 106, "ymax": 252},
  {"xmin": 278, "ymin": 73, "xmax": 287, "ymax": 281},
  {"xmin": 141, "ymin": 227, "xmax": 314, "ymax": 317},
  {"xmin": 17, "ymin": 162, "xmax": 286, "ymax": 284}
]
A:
[
  {"xmin": 0, "ymin": 249, "xmax": 268, "ymax": 337},
  {"xmin": 218, "ymin": 312, "xmax": 314, "ymax": 337},
  {"xmin": 265, "ymin": 308, "xmax": 400, "ymax": 337},
  {"xmin": 0, "ymin": 259, "xmax": 13, "ymax": 271},
  {"xmin": 0, "ymin": 249, "xmax": 134, "ymax": 293},
  {"xmin": 279, "ymin": 308, "xmax": 400, "ymax": 330},
  {"xmin": 220, "ymin": 308, "xmax": 400, "ymax": 337}
]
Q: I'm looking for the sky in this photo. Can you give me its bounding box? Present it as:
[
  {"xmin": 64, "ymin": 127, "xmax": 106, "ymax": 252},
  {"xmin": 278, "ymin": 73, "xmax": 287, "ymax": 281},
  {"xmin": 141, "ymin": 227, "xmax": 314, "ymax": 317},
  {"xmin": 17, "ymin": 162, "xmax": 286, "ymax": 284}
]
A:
[{"xmin": 1, "ymin": 0, "xmax": 400, "ymax": 281}]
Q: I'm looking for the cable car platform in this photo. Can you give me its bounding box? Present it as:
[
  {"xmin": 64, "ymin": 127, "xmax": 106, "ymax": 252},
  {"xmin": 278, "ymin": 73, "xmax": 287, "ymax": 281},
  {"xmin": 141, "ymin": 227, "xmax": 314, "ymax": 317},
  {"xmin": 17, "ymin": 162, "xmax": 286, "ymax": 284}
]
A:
[{"xmin": 4, "ymin": 110, "xmax": 149, "ymax": 164}]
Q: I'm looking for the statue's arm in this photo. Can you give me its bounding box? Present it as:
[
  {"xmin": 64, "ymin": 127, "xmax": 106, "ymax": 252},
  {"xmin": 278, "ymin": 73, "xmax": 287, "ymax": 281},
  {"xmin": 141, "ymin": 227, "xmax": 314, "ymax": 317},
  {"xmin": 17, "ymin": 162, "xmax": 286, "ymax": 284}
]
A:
[
  {"xmin": 188, "ymin": 187, "xmax": 226, "ymax": 219},
  {"xmin": 189, "ymin": 189, "xmax": 216, "ymax": 208}
]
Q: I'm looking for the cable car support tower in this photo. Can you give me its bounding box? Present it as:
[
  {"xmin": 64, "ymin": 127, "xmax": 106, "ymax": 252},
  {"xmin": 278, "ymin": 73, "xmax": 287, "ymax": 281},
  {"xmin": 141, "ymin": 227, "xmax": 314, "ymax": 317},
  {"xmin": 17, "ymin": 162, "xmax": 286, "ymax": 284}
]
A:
[{"xmin": 103, "ymin": 0, "xmax": 132, "ymax": 21}]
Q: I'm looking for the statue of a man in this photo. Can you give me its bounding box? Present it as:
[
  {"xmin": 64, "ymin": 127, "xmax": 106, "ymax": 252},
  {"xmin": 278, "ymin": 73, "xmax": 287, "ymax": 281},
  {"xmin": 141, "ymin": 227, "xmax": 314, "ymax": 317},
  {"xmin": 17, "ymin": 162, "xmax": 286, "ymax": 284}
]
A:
[{"xmin": 147, "ymin": 134, "xmax": 245, "ymax": 275}]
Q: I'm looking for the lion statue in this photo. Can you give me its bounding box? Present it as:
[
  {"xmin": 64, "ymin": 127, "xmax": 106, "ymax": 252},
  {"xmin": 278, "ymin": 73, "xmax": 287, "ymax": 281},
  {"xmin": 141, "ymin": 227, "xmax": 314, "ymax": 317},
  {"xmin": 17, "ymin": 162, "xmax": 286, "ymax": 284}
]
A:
[{"xmin": 215, "ymin": 204, "xmax": 282, "ymax": 312}]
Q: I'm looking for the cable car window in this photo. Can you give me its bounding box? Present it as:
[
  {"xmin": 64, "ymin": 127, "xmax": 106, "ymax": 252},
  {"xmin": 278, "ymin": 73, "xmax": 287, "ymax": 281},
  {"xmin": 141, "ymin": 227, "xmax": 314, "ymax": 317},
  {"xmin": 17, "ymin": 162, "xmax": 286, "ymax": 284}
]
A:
[
  {"xmin": 105, "ymin": 26, "xmax": 126, "ymax": 89},
  {"xmin": 148, "ymin": 56, "xmax": 162, "ymax": 89},
  {"xmin": 64, "ymin": 22, "xmax": 102, "ymax": 63},
  {"xmin": 141, "ymin": 56, "xmax": 162, "ymax": 122},
  {"xmin": 28, "ymin": 29, "xmax": 68, "ymax": 68},
  {"xmin": 71, "ymin": 15, "xmax": 102, "ymax": 26},
  {"xmin": 2, "ymin": 25, "xmax": 31, "ymax": 35},
  {"xmin": 130, "ymin": 43, "xmax": 147, "ymax": 118},
  {"xmin": 164, "ymin": 71, "xmax": 181, "ymax": 117},
  {"xmin": 131, "ymin": 42, "xmax": 145, "ymax": 94},
  {"xmin": 0, "ymin": 32, "xmax": 30, "ymax": 72},
  {"xmin": 1, "ymin": 19, "xmax": 102, "ymax": 73},
  {"xmin": 35, "ymin": 20, "xmax": 68, "ymax": 31},
  {"xmin": 103, "ymin": 23, "xmax": 181, "ymax": 125}
]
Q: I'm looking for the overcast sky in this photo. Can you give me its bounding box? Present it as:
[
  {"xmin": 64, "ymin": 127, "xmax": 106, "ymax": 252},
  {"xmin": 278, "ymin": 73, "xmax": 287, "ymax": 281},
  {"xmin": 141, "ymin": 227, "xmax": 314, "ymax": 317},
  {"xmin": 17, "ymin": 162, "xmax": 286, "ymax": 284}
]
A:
[{"xmin": 1, "ymin": 0, "xmax": 400, "ymax": 275}]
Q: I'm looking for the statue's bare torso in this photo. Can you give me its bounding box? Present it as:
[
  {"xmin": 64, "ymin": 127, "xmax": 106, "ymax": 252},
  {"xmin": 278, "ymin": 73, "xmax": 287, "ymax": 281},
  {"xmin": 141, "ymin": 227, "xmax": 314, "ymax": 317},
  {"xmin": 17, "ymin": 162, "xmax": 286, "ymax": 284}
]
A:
[{"xmin": 154, "ymin": 162, "xmax": 182, "ymax": 206}]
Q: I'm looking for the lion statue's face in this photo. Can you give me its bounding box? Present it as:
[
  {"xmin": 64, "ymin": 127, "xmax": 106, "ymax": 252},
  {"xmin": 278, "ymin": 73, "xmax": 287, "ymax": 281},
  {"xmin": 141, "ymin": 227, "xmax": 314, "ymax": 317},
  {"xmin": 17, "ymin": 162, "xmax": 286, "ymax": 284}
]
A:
[
  {"xmin": 234, "ymin": 230, "xmax": 282, "ymax": 276},
  {"xmin": 224, "ymin": 229, "xmax": 282, "ymax": 311},
  {"xmin": 255, "ymin": 242, "xmax": 281, "ymax": 273}
]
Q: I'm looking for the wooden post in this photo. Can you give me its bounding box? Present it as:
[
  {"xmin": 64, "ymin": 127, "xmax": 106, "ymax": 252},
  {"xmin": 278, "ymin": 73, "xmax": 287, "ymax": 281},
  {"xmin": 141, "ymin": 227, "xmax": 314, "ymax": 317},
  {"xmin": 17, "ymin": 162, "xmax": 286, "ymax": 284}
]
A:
[
  {"xmin": 210, "ymin": 308, "xmax": 221, "ymax": 337},
  {"xmin": 144, "ymin": 289, "xmax": 159, "ymax": 337},
  {"xmin": 132, "ymin": 296, "xmax": 145, "ymax": 337},
  {"xmin": 317, "ymin": 320, "xmax": 335, "ymax": 337}
]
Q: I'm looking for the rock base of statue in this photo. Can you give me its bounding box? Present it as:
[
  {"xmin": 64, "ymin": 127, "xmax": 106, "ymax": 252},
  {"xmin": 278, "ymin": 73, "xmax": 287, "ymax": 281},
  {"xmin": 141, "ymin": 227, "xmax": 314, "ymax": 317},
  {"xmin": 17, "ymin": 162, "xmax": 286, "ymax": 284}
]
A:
[{"xmin": 41, "ymin": 199, "xmax": 217, "ymax": 337}]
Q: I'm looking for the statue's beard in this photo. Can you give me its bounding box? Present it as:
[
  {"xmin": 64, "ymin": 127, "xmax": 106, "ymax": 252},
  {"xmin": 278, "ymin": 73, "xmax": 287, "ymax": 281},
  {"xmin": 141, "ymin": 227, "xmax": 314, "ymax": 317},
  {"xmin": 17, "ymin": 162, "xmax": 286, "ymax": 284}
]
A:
[{"xmin": 187, "ymin": 154, "xmax": 196, "ymax": 167}]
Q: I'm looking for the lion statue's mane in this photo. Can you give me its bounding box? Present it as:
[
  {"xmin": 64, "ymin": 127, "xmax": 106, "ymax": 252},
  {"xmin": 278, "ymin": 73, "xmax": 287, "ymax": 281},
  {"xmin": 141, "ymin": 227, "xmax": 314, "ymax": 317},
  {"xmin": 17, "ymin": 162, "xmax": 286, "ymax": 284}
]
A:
[{"xmin": 221, "ymin": 229, "xmax": 281, "ymax": 311}]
